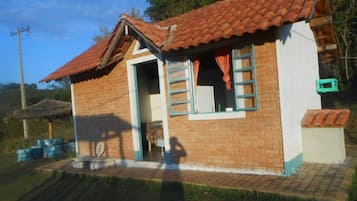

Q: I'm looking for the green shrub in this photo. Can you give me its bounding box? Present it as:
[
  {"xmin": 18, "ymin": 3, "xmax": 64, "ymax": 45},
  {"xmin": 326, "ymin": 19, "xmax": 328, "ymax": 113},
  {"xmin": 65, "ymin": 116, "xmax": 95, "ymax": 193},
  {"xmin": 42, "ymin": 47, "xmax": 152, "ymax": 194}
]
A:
[
  {"xmin": 348, "ymin": 168, "xmax": 357, "ymax": 201},
  {"xmin": 0, "ymin": 117, "xmax": 74, "ymax": 154}
]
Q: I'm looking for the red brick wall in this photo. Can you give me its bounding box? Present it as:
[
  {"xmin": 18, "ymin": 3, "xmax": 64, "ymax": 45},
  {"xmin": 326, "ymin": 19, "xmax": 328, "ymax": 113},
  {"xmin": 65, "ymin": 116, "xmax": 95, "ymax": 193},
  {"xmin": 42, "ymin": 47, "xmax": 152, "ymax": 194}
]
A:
[
  {"xmin": 71, "ymin": 31, "xmax": 284, "ymax": 173},
  {"xmin": 165, "ymin": 30, "xmax": 284, "ymax": 173},
  {"xmin": 72, "ymin": 40, "xmax": 150, "ymax": 159}
]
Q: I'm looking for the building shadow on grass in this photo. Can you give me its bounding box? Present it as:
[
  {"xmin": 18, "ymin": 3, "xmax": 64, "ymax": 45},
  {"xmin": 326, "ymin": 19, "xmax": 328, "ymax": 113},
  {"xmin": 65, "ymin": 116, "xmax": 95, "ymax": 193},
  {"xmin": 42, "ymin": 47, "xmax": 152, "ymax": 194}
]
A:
[
  {"xmin": 16, "ymin": 113, "xmax": 135, "ymax": 200},
  {"xmin": 16, "ymin": 172, "xmax": 121, "ymax": 201},
  {"xmin": 17, "ymin": 172, "xmax": 77, "ymax": 201},
  {"xmin": 0, "ymin": 159, "xmax": 52, "ymax": 187},
  {"xmin": 14, "ymin": 116, "xmax": 188, "ymax": 201},
  {"xmin": 160, "ymin": 137, "xmax": 187, "ymax": 201}
]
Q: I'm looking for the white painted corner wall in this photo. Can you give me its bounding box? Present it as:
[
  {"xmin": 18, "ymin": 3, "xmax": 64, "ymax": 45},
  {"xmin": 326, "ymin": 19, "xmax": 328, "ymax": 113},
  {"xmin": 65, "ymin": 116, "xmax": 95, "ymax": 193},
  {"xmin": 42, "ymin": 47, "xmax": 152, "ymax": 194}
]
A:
[
  {"xmin": 70, "ymin": 84, "xmax": 79, "ymax": 155},
  {"xmin": 275, "ymin": 21, "xmax": 321, "ymax": 162}
]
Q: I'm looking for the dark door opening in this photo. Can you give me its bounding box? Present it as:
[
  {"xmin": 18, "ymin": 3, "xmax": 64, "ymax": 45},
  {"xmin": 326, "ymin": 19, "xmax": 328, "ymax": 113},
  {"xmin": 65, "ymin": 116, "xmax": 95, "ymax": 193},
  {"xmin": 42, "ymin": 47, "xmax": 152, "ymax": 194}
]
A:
[{"xmin": 136, "ymin": 60, "xmax": 165, "ymax": 162}]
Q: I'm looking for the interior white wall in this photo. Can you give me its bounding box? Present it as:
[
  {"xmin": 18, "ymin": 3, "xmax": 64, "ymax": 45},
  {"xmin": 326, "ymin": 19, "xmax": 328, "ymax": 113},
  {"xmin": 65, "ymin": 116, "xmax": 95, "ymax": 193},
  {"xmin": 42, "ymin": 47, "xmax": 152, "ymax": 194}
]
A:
[
  {"xmin": 275, "ymin": 21, "xmax": 321, "ymax": 162},
  {"xmin": 150, "ymin": 94, "xmax": 163, "ymax": 121},
  {"xmin": 137, "ymin": 68, "xmax": 152, "ymax": 123}
]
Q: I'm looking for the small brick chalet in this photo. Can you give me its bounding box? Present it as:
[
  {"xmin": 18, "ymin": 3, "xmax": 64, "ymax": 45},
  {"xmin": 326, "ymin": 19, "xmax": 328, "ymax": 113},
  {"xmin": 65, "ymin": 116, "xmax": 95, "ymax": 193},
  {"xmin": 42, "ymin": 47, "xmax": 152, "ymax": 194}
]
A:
[{"xmin": 42, "ymin": 0, "xmax": 341, "ymax": 175}]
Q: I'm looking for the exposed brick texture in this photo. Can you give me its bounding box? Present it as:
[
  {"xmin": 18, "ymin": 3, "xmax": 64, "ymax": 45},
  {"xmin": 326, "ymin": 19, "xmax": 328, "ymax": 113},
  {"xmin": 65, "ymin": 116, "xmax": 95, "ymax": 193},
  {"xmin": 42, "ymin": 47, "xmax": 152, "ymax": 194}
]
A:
[
  {"xmin": 73, "ymin": 30, "xmax": 284, "ymax": 173},
  {"xmin": 72, "ymin": 41, "xmax": 144, "ymax": 159},
  {"xmin": 166, "ymin": 30, "xmax": 284, "ymax": 173},
  {"xmin": 39, "ymin": 0, "xmax": 337, "ymax": 175}
]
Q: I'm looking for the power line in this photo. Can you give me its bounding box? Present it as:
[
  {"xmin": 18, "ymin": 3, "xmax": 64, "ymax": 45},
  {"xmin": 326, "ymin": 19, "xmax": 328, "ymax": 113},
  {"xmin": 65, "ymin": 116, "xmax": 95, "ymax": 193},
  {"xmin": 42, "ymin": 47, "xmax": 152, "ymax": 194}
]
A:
[{"xmin": 11, "ymin": 25, "xmax": 30, "ymax": 139}]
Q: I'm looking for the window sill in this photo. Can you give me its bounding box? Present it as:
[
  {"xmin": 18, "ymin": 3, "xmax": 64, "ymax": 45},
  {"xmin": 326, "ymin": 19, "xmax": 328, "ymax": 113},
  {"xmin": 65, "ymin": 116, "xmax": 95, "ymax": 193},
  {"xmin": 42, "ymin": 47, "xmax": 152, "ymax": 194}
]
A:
[{"xmin": 188, "ymin": 111, "xmax": 246, "ymax": 120}]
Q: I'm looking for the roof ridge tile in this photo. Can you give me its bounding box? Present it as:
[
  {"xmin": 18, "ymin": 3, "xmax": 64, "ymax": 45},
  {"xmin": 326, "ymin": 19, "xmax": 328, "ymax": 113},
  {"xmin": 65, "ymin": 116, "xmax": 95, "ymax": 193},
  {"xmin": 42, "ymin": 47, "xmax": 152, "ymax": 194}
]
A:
[{"xmin": 43, "ymin": 0, "xmax": 317, "ymax": 81}]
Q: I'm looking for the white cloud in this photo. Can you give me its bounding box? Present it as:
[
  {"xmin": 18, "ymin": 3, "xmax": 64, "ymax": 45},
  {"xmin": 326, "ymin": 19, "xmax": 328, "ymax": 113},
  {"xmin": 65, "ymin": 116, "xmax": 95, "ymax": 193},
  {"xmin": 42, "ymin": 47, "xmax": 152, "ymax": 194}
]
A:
[{"xmin": 0, "ymin": 0, "xmax": 148, "ymax": 38}]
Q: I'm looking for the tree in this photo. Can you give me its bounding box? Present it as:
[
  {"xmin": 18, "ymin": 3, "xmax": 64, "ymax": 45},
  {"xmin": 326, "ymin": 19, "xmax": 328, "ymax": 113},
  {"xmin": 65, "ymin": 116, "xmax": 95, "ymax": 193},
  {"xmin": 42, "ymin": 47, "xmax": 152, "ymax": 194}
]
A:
[
  {"xmin": 0, "ymin": 83, "xmax": 72, "ymax": 138},
  {"xmin": 46, "ymin": 78, "xmax": 71, "ymax": 102},
  {"xmin": 92, "ymin": 8, "xmax": 144, "ymax": 43},
  {"xmin": 330, "ymin": 0, "xmax": 357, "ymax": 87},
  {"xmin": 93, "ymin": 25, "xmax": 111, "ymax": 42},
  {"xmin": 144, "ymin": 0, "xmax": 218, "ymax": 22},
  {"xmin": 130, "ymin": 7, "xmax": 143, "ymax": 19}
]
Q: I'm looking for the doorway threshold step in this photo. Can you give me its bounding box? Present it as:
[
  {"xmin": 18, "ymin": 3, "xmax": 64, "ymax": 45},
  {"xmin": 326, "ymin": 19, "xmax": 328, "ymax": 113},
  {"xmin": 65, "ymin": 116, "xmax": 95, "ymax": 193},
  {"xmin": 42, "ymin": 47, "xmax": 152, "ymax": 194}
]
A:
[{"xmin": 73, "ymin": 156, "xmax": 116, "ymax": 170}]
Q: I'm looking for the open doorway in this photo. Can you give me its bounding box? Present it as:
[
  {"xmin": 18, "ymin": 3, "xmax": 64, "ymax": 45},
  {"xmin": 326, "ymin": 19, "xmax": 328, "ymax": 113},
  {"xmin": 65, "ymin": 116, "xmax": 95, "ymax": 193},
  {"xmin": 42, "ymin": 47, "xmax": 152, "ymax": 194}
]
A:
[{"xmin": 136, "ymin": 60, "xmax": 165, "ymax": 162}]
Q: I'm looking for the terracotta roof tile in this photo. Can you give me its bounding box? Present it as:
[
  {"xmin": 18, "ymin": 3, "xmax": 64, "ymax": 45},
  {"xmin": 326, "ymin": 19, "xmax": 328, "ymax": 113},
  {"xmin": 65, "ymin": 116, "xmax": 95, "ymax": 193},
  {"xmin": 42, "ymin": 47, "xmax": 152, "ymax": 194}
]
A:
[
  {"xmin": 41, "ymin": 38, "xmax": 110, "ymax": 82},
  {"xmin": 301, "ymin": 109, "xmax": 350, "ymax": 128},
  {"xmin": 157, "ymin": 0, "xmax": 315, "ymax": 51},
  {"xmin": 42, "ymin": 0, "xmax": 316, "ymax": 81},
  {"xmin": 123, "ymin": 15, "xmax": 168, "ymax": 48}
]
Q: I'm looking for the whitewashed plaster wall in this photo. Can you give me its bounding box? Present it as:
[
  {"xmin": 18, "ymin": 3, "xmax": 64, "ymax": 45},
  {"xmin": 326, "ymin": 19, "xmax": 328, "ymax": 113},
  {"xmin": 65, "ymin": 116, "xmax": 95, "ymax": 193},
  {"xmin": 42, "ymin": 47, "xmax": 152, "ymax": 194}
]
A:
[{"xmin": 275, "ymin": 21, "xmax": 322, "ymax": 163}]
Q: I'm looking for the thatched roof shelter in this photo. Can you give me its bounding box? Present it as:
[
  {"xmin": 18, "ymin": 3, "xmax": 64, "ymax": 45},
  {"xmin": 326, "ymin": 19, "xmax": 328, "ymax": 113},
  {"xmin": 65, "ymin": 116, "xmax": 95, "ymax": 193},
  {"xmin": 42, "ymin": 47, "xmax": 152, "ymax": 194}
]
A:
[
  {"xmin": 13, "ymin": 99, "xmax": 72, "ymax": 139},
  {"xmin": 14, "ymin": 99, "xmax": 71, "ymax": 119}
]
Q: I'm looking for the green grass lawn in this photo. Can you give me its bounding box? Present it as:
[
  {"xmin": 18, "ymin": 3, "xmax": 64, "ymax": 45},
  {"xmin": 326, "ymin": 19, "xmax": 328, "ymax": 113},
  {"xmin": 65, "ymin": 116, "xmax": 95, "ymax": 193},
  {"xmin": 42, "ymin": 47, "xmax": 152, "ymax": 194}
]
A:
[
  {"xmin": 14, "ymin": 173, "xmax": 314, "ymax": 201},
  {"xmin": 0, "ymin": 154, "xmax": 314, "ymax": 201},
  {"xmin": 0, "ymin": 152, "xmax": 53, "ymax": 201},
  {"xmin": 0, "ymin": 142, "xmax": 314, "ymax": 201},
  {"xmin": 348, "ymin": 168, "xmax": 357, "ymax": 201}
]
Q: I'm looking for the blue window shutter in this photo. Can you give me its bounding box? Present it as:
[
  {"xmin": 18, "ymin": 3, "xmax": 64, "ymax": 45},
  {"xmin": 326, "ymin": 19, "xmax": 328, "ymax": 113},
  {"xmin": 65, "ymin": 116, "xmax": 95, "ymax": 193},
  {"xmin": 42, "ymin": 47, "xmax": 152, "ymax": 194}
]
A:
[
  {"xmin": 166, "ymin": 57, "xmax": 195, "ymax": 116},
  {"xmin": 232, "ymin": 44, "xmax": 259, "ymax": 111}
]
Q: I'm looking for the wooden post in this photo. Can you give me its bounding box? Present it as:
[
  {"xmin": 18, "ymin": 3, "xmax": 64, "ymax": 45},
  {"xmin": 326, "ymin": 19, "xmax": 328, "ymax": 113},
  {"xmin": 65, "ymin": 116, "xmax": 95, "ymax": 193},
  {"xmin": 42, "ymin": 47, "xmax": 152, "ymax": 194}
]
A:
[
  {"xmin": 48, "ymin": 118, "xmax": 54, "ymax": 139},
  {"xmin": 11, "ymin": 26, "xmax": 30, "ymax": 139}
]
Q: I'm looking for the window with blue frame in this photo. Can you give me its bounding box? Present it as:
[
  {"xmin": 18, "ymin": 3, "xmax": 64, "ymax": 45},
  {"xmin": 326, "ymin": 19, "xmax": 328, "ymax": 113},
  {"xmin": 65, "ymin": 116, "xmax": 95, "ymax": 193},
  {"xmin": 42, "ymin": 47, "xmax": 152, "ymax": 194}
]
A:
[{"xmin": 166, "ymin": 44, "xmax": 258, "ymax": 116}]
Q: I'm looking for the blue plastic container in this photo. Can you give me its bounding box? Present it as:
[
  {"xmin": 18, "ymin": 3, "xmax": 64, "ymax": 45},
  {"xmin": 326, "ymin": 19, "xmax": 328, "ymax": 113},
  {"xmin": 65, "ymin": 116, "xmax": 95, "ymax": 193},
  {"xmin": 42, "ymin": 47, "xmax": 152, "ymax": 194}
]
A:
[
  {"xmin": 30, "ymin": 146, "xmax": 43, "ymax": 159},
  {"xmin": 52, "ymin": 138, "xmax": 64, "ymax": 145},
  {"xmin": 37, "ymin": 139, "xmax": 45, "ymax": 148},
  {"xmin": 44, "ymin": 139, "xmax": 53, "ymax": 147},
  {"xmin": 43, "ymin": 138, "xmax": 64, "ymax": 147},
  {"xmin": 16, "ymin": 148, "xmax": 32, "ymax": 162},
  {"xmin": 65, "ymin": 141, "xmax": 76, "ymax": 152},
  {"xmin": 44, "ymin": 145, "xmax": 63, "ymax": 158}
]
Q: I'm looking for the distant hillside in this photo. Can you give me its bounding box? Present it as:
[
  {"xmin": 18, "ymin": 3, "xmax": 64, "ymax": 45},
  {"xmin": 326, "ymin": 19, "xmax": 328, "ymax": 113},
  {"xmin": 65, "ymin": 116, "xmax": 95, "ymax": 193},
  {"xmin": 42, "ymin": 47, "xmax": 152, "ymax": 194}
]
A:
[{"xmin": 0, "ymin": 83, "xmax": 71, "ymax": 138}]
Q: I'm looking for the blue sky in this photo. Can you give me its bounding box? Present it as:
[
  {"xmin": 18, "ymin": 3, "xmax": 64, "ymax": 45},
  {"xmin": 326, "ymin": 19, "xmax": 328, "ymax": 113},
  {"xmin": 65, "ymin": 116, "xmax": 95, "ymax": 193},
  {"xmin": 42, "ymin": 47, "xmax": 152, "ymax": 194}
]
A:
[{"xmin": 0, "ymin": 0, "xmax": 149, "ymax": 88}]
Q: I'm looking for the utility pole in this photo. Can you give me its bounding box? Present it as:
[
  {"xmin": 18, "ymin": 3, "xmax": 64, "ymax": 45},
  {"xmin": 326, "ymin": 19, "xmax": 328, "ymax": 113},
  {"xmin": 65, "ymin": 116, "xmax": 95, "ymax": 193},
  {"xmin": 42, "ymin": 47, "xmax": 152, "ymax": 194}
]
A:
[{"xmin": 11, "ymin": 25, "xmax": 30, "ymax": 139}]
